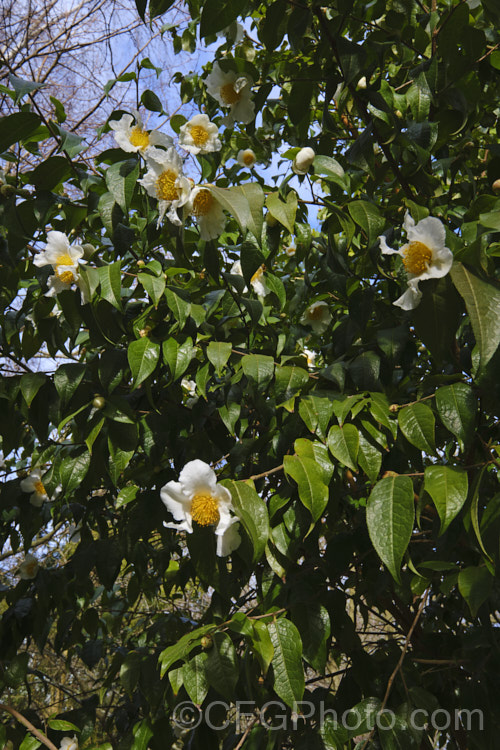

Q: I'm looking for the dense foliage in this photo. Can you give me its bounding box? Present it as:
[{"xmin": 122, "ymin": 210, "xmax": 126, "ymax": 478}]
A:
[{"xmin": 1, "ymin": 0, "xmax": 500, "ymax": 748}]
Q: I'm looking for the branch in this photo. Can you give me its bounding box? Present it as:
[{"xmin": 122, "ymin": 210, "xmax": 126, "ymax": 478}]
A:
[
  {"xmin": 0, "ymin": 703, "xmax": 59, "ymax": 750},
  {"xmin": 359, "ymin": 589, "xmax": 430, "ymax": 750}
]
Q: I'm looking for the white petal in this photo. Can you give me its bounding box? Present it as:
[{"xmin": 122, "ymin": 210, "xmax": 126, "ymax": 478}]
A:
[
  {"xmin": 378, "ymin": 235, "xmax": 399, "ymax": 255},
  {"xmin": 160, "ymin": 480, "xmax": 191, "ymax": 522},
  {"xmin": 409, "ymin": 216, "xmax": 446, "ymax": 250},
  {"xmin": 393, "ymin": 281, "xmax": 422, "ymax": 310},
  {"xmin": 403, "ymin": 211, "xmax": 415, "ymax": 233},
  {"xmin": 215, "ymin": 520, "xmax": 241, "ymax": 557},
  {"xmin": 178, "ymin": 459, "xmax": 218, "ymax": 495}
]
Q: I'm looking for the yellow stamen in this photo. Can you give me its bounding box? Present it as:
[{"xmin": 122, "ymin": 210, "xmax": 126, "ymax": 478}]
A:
[
  {"xmin": 220, "ymin": 82, "xmax": 241, "ymax": 105},
  {"xmin": 402, "ymin": 241, "xmax": 432, "ymax": 275},
  {"xmin": 129, "ymin": 126, "xmax": 150, "ymax": 149},
  {"xmin": 191, "ymin": 493, "xmax": 220, "ymax": 526},
  {"xmin": 156, "ymin": 169, "xmax": 179, "ymax": 202},
  {"xmin": 243, "ymin": 151, "xmax": 255, "ymax": 166},
  {"xmin": 251, "ymin": 265, "xmax": 265, "ymax": 284},
  {"xmin": 56, "ymin": 268, "xmax": 75, "ymax": 284},
  {"xmin": 34, "ymin": 480, "xmax": 46, "ymax": 495},
  {"xmin": 192, "ymin": 189, "xmax": 214, "ymax": 217},
  {"xmin": 189, "ymin": 125, "xmax": 210, "ymax": 147},
  {"xmin": 55, "ymin": 253, "xmax": 74, "ymax": 268}
]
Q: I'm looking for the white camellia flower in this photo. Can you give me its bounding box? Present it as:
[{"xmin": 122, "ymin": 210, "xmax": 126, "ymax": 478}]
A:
[
  {"xmin": 161, "ymin": 460, "xmax": 241, "ymax": 557},
  {"xmin": 379, "ymin": 212, "xmax": 453, "ymax": 310},
  {"xmin": 139, "ymin": 147, "xmax": 192, "ymax": 227},
  {"xmin": 284, "ymin": 245, "xmax": 296, "ymax": 257},
  {"xmin": 109, "ymin": 111, "xmax": 172, "ymax": 154},
  {"xmin": 301, "ymin": 300, "xmax": 332, "ymax": 334},
  {"xmin": 237, "ymin": 149, "xmax": 256, "ymax": 168},
  {"xmin": 229, "ymin": 260, "xmax": 270, "ymax": 297},
  {"xmin": 302, "ymin": 348, "xmax": 317, "ymax": 369},
  {"xmin": 179, "ymin": 114, "xmax": 221, "ymax": 155},
  {"xmin": 60, "ymin": 736, "xmax": 78, "ymax": 750},
  {"xmin": 249, "ymin": 265, "xmax": 269, "ymax": 297},
  {"xmin": 20, "ymin": 469, "xmax": 49, "ymax": 507},
  {"xmin": 18, "ymin": 553, "xmax": 39, "ymax": 580},
  {"xmin": 188, "ymin": 186, "xmax": 226, "ymax": 241},
  {"xmin": 292, "ymin": 147, "xmax": 315, "ymax": 175},
  {"xmin": 181, "ymin": 379, "xmax": 199, "ymax": 408},
  {"xmin": 33, "ymin": 231, "xmax": 88, "ymax": 299},
  {"xmin": 205, "ymin": 62, "xmax": 255, "ymax": 125}
]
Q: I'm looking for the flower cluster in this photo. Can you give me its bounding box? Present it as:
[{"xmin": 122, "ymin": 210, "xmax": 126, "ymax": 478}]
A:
[{"xmin": 33, "ymin": 231, "xmax": 87, "ymax": 300}]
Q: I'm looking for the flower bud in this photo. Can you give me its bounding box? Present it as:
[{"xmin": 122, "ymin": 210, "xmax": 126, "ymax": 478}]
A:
[
  {"xmin": 292, "ymin": 147, "xmax": 315, "ymax": 175},
  {"xmin": 92, "ymin": 395, "xmax": 106, "ymax": 409},
  {"xmin": 237, "ymin": 148, "xmax": 256, "ymax": 168},
  {"xmin": 201, "ymin": 635, "xmax": 213, "ymax": 650},
  {"xmin": 492, "ymin": 179, "xmax": 500, "ymax": 193},
  {"xmin": 82, "ymin": 243, "xmax": 96, "ymax": 260},
  {"xmin": 389, "ymin": 404, "xmax": 399, "ymax": 413}
]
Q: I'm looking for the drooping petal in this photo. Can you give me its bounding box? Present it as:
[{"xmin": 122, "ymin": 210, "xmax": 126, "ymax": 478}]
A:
[
  {"xmin": 215, "ymin": 519, "xmax": 241, "ymax": 557},
  {"xmin": 378, "ymin": 235, "xmax": 399, "ymax": 255},
  {"xmin": 393, "ymin": 280, "xmax": 423, "ymax": 310}
]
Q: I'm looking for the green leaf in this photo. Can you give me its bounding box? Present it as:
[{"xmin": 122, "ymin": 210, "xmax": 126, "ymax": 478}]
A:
[
  {"xmin": 267, "ymin": 618, "xmax": 305, "ymax": 708},
  {"xmin": 19, "ymin": 736, "xmax": 41, "ymax": 750},
  {"xmin": 366, "ymin": 475, "xmax": 415, "ymax": 583},
  {"xmin": 206, "ymin": 183, "xmax": 264, "ymax": 240},
  {"xmin": 140, "ymin": 89, "xmax": 163, "ymax": 112},
  {"xmin": 54, "ymin": 363, "xmax": 86, "ymax": 405},
  {"xmin": 292, "ymin": 604, "xmax": 330, "ymax": 672},
  {"xmin": 47, "ymin": 719, "xmax": 80, "ymax": 732},
  {"xmin": 347, "ymin": 200, "xmax": 385, "ymax": 247},
  {"xmin": 20, "ymin": 372, "xmax": 46, "ymax": 407},
  {"xmin": 166, "ymin": 288, "xmax": 191, "ymax": 327},
  {"xmin": 412, "ymin": 276, "xmax": 462, "ymax": 363},
  {"xmin": 251, "ymin": 620, "xmax": 274, "ymax": 675},
  {"xmin": 407, "ymin": 73, "xmax": 432, "ymax": 121},
  {"xmin": 357, "ymin": 431, "xmax": 382, "ymax": 483},
  {"xmin": 241, "ymin": 354, "xmax": 275, "ymax": 390},
  {"xmin": 27, "ymin": 156, "xmax": 71, "ymax": 190},
  {"xmin": 116, "ymin": 484, "xmax": 139, "ymax": 508},
  {"xmin": 284, "ymin": 455, "xmax": 329, "ymax": 523},
  {"xmin": 265, "ymin": 191, "xmax": 297, "ymax": 233},
  {"xmin": 298, "ymin": 395, "xmax": 334, "ymax": 440},
  {"xmin": 458, "ymin": 567, "xmax": 493, "ymax": 617},
  {"xmin": 0, "ymin": 112, "xmax": 42, "ymax": 152},
  {"xmin": 224, "ymin": 480, "xmax": 270, "ymax": 561},
  {"xmin": 275, "ymin": 365, "xmax": 309, "ymax": 405},
  {"xmin": 207, "ymin": 341, "xmax": 232, "ymax": 374},
  {"xmin": 163, "ymin": 337, "xmax": 195, "ymax": 381},
  {"xmin": 98, "ymin": 262, "xmax": 122, "ymax": 310},
  {"xmin": 60, "ymin": 451, "xmax": 91, "ymax": 493},
  {"xmin": 398, "ymin": 402, "xmax": 435, "ymax": 453},
  {"xmin": 424, "ymin": 465, "xmax": 468, "ymax": 535},
  {"xmin": 131, "ymin": 719, "xmax": 153, "ymax": 750},
  {"xmin": 158, "ymin": 625, "xmax": 214, "ymax": 676},
  {"xmin": 205, "ymin": 632, "xmax": 238, "ymax": 700},
  {"xmin": 8, "ymin": 74, "xmax": 45, "ymax": 100},
  {"xmin": 128, "ymin": 338, "xmax": 160, "ymax": 388},
  {"xmin": 105, "ymin": 159, "xmax": 139, "ymax": 213},
  {"xmin": 85, "ymin": 417, "xmax": 105, "ymax": 454},
  {"xmin": 200, "ymin": 0, "xmax": 247, "ymax": 36},
  {"xmin": 294, "ymin": 439, "xmax": 334, "ymax": 483},
  {"xmin": 138, "ymin": 271, "xmax": 166, "ymax": 307},
  {"xmin": 327, "ymin": 424, "xmax": 359, "ymax": 471},
  {"xmin": 450, "ymin": 263, "xmax": 500, "ymax": 370},
  {"xmin": 181, "ymin": 653, "xmax": 209, "ymax": 704}
]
